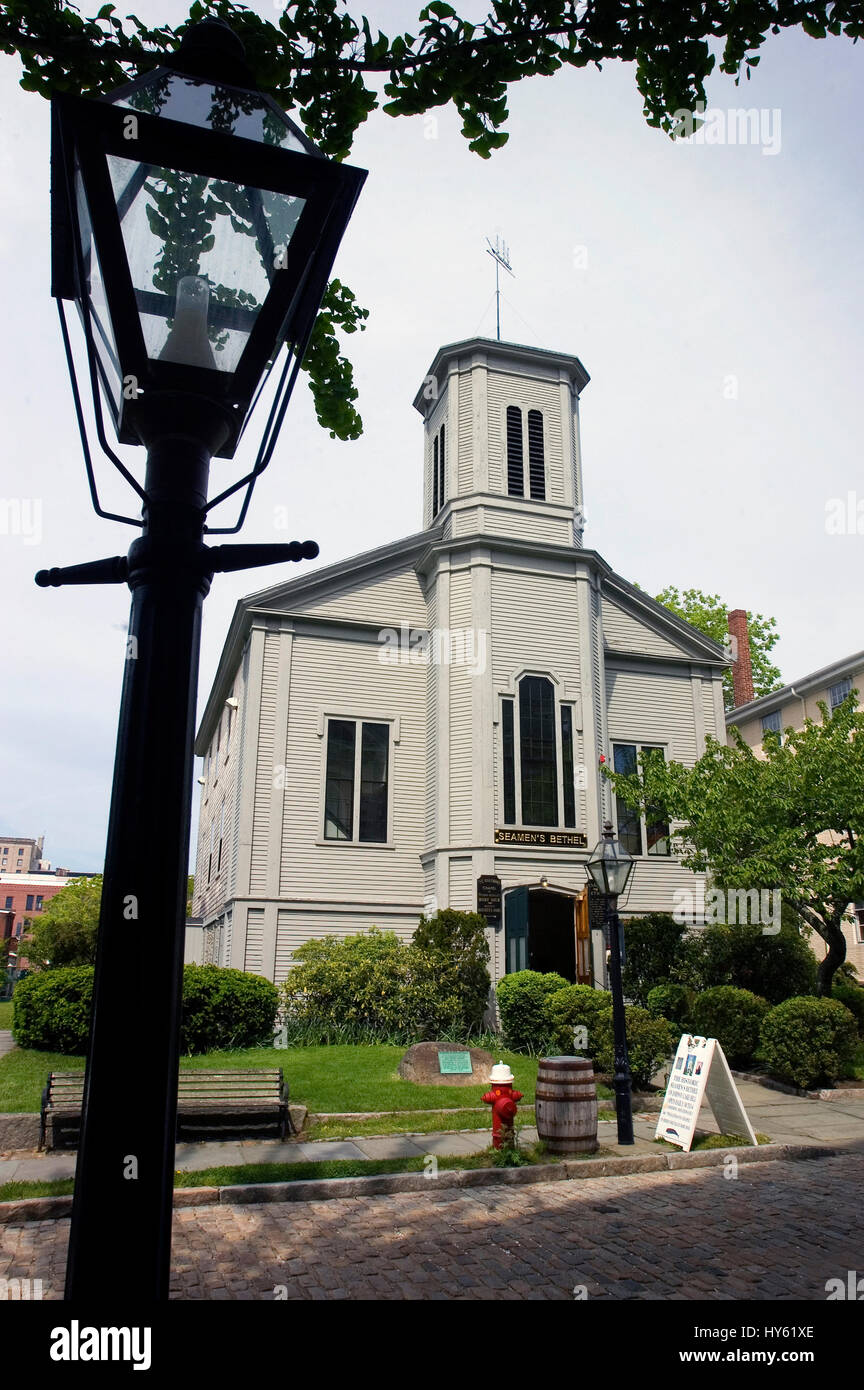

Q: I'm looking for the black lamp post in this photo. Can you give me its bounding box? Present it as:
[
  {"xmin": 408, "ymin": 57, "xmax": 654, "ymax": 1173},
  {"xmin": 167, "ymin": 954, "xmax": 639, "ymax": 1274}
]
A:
[
  {"xmin": 41, "ymin": 19, "xmax": 365, "ymax": 1301},
  {"xmin": 586, "ymin": 822, "xmax": 635, "ymax": 1145}
]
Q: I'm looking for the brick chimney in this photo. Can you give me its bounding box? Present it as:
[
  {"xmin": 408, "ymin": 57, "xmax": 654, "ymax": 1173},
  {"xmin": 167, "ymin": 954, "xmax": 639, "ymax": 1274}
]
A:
[{"xmin": 727, "ymin": 609, "xmax": 754, "ymax": 708}]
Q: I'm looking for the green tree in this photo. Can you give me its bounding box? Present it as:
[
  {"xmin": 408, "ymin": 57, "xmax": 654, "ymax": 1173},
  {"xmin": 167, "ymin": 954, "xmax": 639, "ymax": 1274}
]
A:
[
  {"xmin": 186, "ymin": 875, "xmax": 195, "ymax": 916},
  {"xmin": 654, "ymin": 586, "xmax": 782, "ymax": 708},
  {"xmin": 24, "ymin": 875, "xmax": 102, "ymax": 968},
  {"xmin": 604, "ymin": 696, "xmax": 864, "ymax": 997},
  {"xmin": 4, "ymin": 1, "xmax": 864, "ymax": 435}
]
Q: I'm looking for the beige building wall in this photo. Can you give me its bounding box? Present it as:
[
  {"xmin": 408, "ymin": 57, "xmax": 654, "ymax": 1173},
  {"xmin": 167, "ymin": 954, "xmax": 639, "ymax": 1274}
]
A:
[{"xmin": 727, "ymin": 654, "xmax": 864, "ymax": 978}]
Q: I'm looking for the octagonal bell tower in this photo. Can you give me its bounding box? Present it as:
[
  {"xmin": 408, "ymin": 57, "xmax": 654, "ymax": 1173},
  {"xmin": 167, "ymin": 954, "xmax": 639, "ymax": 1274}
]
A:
[{"xmin": 413, "ymin": 337, "xmax": 590, "ymax": 546}]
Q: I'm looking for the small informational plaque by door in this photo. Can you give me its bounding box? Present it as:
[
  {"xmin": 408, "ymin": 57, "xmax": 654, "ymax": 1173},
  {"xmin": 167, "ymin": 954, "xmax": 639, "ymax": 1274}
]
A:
[
  {"xmin": 655, "ymin": 1035, "xmax": 757, "ymax": 1152},
  {"xmin": 437, "ymin": 1051, "xmax": 473, "ymax": 1075}
]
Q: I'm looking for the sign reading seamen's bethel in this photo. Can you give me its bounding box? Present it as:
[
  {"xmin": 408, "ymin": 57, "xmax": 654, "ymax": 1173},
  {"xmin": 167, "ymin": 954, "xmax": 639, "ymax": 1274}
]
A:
[{"xmin": 494, "ymin": 829, "xmax": 587, "ymax": 848}]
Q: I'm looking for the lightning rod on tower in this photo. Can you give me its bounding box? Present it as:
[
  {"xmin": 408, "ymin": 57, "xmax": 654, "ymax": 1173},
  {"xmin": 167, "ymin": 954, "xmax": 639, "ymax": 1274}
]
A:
[{"xmin": 485, "ymin": 235, "xmax": 514, "ymax": 341}]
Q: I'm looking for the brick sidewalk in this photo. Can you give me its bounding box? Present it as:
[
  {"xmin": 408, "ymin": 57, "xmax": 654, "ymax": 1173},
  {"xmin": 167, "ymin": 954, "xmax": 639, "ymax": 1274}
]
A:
[{"xmin": 2, "ymin": 1152, "xmax": 862, "ymax": 1300}]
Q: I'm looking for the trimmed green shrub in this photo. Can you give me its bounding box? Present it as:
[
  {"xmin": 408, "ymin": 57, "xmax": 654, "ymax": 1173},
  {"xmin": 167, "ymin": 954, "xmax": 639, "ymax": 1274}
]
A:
[
  {"xmin": 832, "ymin": 985, "xmax": 864, "ymax": 1037},
  {"xmin": 12, "ymin": 966, "xmax": 93, "ymax": 1053},
  {"xmin": 281, "ymin": 928, "xmax": 469, "ymax": 1043},
  {"xmin": 544, "ymin": 984, "xmax": 612, "ymax": 1057},
  {"xmin": 646, "ymin": 983, "xmax": 691, "ymax": 1031},
  {"xmin": 594, "ymin": 1006, "xmax": 675, "ymax": 1091},
  {"xmin": 181, "ymin": 965, "xmax": 279, "ymax": 1053},
  {"xmin": 760, "ymin": 996, "xmax": 858, "ymax": 1089},
  {"xmin": 412, "ymin": 909, "xmax": 491, "ymax": 1032},
  {"xmin": 620, "ymin": 914, "xmax": 689, "ymax": 1005},
  {"xmin": 690, "ymin": 923, "xmax": 817, "ymax": 1004},
  {"xmin": 495, "ymin": 971, "xmax": 569, "ymax": 1052},
  {"xmin": 12, "ymin": 963, "xmax": 279, "ymax": 1055},
  {"xmin": 690, "ymin": 986, "xmax": 768, "ymax": 1066}
]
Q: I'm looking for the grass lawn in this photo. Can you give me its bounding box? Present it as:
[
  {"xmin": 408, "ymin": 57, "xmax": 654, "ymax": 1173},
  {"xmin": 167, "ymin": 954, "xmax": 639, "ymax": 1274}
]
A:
[
  {"xmin": 0, "ymin": 1044, "xmax": 612, "ymax": 1115},
  {"xmin": 310, "ymin": 1105, "xmax": 616, "ymax": 1140},
  {"xmin": 655, "ymin": 1132, "xmax": 772, "ymax": 1151},
  {"xmin": 0, "ymin": 1001, "xmax": 13, "ymax": 1029}
]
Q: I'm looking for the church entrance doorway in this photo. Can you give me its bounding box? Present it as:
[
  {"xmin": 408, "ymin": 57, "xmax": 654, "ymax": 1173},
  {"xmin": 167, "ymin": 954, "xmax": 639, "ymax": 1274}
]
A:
[{"xmin": 503, "ymin": 885, "xmax": 593, "ymax": 984}]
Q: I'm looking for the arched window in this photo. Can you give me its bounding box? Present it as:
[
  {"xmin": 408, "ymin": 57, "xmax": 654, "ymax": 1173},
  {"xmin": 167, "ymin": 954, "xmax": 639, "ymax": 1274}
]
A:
[
  {"xmin": 431, "ymin": 423, "xmax": 446, "ymax": 516},
  {"xmin": 519, "ymin": 676, "xmax": 558, "ymax": 825},
  {"xmin": 501, "ymin": 677, "xmax": 578, "ymax": 829},
  {"xmin": 506, "ymin": 406, "xmax": 523, "ymax": 496},
  {"xmin": 527, "ymin": 409, "xmax": 545, "ymax": 500},
  {"xmin": 506, "ymin": 407, "xmax": 545, "ymax": 499}
]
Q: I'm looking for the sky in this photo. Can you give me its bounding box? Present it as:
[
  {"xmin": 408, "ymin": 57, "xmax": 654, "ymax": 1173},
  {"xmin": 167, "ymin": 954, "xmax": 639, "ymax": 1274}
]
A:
[{"xmin": 1, "ymin": 2, "xmax": 862, "ymax": 870}]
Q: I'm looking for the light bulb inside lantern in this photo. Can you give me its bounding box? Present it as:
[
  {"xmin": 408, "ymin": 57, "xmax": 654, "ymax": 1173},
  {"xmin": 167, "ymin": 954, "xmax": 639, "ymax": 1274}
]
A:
[{"xmin": 160, "ymin": 275, "xmax": 217, "ymax": 371}]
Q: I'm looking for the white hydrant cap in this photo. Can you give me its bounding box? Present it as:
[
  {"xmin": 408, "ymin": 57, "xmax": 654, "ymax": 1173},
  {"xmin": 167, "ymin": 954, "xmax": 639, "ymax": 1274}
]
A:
[{"xmin": 490, "ymin": 1061, "xmax": 514, "ymax": 1083}]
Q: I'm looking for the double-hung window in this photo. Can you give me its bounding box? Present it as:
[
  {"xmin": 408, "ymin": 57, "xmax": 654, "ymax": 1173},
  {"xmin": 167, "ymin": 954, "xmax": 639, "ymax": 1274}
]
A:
[
  {"xmin": 501, "ymin": 676, "xmax": 578, "ymax": 828},
  {"xmin": 761, "ymin": 709, "xmax": 782, "ymax": 742},
  {"xmin": 829, "ymin": 677, "xmax": 853, "ymax": 711},
  {"xmin": 324, "ymin": 719, "xmax": 390, "ymax": 843},
  {"xmin": 612, "ymin": 743, "xmax": 670, "ymax": 855}
]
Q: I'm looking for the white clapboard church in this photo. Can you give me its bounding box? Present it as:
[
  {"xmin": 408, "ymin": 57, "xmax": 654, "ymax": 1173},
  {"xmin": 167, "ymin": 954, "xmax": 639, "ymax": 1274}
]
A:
[{"xmin": 189, "ymin": 336, "xmax": 726, "ymax": 988}]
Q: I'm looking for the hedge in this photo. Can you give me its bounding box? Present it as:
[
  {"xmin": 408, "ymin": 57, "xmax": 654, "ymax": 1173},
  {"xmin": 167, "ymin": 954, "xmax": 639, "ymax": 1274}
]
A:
[
  {"xmin": 690, "ymin": 986, "xmax": 768, "ymax": 1067},
  {"xmin": 495, "ymin": 971, "xmax": 569, "ymax": 1052},
  {"xmin": 760, "ymin": 996, "xmax": 858, "ymax": 1089},
  {"xmin": 12, "ymin": 964, "xmax": 279, "ymax": 1054}
]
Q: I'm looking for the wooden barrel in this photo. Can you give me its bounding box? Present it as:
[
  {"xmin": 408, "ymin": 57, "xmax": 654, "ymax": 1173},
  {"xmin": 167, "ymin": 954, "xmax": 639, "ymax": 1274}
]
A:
[{"xmin": 535, "ymin": 1056, "xmax": 598, "ymax": 1154}]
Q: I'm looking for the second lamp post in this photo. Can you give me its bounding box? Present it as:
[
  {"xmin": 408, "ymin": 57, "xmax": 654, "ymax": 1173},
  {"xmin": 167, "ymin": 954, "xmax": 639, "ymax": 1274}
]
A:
[{"xmin": 586, "ymin": 822, "xmax": 635, "ymax": 1145}]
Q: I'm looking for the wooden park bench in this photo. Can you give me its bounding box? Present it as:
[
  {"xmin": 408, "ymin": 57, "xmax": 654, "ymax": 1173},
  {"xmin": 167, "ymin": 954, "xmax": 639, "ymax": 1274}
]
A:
[{"xmin": 40, "ymin": 1068, "xmax": 294, "ymax": 1151}]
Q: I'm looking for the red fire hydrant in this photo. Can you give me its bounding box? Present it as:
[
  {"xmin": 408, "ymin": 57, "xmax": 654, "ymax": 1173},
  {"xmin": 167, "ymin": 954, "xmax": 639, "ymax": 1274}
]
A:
[{"xmin": 483, "ymin": 1062, "xmax": 523, "ymax": 1149}]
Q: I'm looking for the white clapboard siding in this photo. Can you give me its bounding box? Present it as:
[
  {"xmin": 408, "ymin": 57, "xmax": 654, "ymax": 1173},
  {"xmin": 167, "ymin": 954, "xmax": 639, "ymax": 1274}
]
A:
[
  {"xmin": 448, "ymin": 856, "xmax": 473, "ymax": 910},
  {"xmin": 249, "ymin": 630, "xmax": 281, "ymax": 894},
  {"xmin": 484, "ymin": 507, "xmax": 572, "ymax": 545},
  {"xmin": 220, "ymin": 908, "xmax": 233, "ymax": 969},
  {"xmin": 602, "ymin": 599, "xmax": 688, "ymax": 659},
  {"xmin": 244, "ymin": 907, "xmax": 265, "ymax": 974},
  {"xmin": 491, "ymin": 569, "xmax": 580, "ymax": 691},
  {"xmin": 457, "ymin": 371, "xmax": 473, "ymax": 494},
  {"xmin": 495, "ymin": 856, "xmax": 587, "ymax": 894},
  {"xmin": 606, "ymin": 669, "xmax": 699, "ymax": 765},
  {"xmin": 448, "ymin": 570, "xmax": 474, "ymax": 842},
  {"xmin": 425, "ymin": 584, "xmax": 438, "ymax": 851},
  {"xmin": 277, "ymin": 630, "xmax": 426, "ymax": 901},
  {"xmin": 486, "ymin": 370, "xmax": 565, "ymax": 502},
  {"xmin": 702, "ymin": 679, "xmax": 722, "ymax": 741},
  {"xmin": 621, "ymin": 861, "xmax": 707, "ymax": 919},
  {"xmin": 293, "ymin": 566, "xmax": 427, "ymax": 628},
  {"xmin": 274, "ymin": 909, "xmax": 420, "ymax": 982}
]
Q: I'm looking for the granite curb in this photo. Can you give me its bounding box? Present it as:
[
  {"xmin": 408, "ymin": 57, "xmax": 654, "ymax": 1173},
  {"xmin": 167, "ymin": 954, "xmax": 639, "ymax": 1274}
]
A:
[{"xmin": 0, "ymin": 1140, "xmax": 842, "ymax": 1223}]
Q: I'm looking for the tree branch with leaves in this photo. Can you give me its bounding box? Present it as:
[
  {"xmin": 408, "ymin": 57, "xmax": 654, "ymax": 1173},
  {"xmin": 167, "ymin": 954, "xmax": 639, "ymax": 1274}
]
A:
[
  {"xmin": 604, "ymin": 695, "xmax": 864, "ymax": 995},
  {"xmin": 3, "ymin": 0, "xmax": 864, "ymax": 437}
]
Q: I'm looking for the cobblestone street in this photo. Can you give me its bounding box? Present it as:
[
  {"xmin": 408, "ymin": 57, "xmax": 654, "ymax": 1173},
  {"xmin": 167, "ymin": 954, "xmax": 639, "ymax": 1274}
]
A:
[{"xmin": 2, "ymin": 1152, "xmax": 862, "ymax": 1301}]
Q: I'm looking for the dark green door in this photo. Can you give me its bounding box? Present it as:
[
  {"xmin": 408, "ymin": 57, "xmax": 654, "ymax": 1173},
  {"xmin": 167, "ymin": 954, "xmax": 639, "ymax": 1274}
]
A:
[{"xmin": 504, "ymin": 887, "xmax": 529, "ymax": 974}]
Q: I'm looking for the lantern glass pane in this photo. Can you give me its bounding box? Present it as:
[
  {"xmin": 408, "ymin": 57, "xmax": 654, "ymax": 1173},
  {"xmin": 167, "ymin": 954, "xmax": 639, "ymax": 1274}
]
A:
[
  {"xmin": 75, "ymin": 169, "xmax": 123, "ymax": 413},
  {"xmin": 113, "ymin": 75, "xmax": 314, "ymax": 154},
  {"xmin": 106, "ymin": 154, "xmax": 306, "ymax": 373}
]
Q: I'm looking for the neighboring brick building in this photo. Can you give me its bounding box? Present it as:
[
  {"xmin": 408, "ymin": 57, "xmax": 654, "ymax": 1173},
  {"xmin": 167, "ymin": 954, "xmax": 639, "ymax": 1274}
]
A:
[{"xmin": 725, "ymin": 637, "xmax": 864, "ymax": 977}]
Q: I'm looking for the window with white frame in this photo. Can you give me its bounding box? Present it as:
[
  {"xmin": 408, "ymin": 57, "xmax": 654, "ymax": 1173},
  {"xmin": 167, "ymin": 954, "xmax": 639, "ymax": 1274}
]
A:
[
  {"xmin": 611, "ymin": 743, "xmax": 670, "ymax": 856},
  {"xmin": 500, "ymin": 676, "xmax": 577, "ymax": 828},
  {"xmin": 829, "ymin": 677, "xmax": 853, "ymax": 710},
  {"xmin": 761, "ymin": 709, "xmax": 782, "ymax": 741},
  {"xmin": 323, "ymin": 718, "xmax": 390, "ymax": 842}
]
